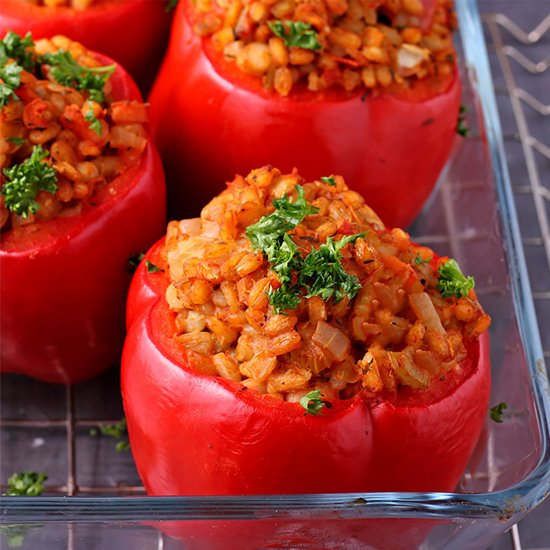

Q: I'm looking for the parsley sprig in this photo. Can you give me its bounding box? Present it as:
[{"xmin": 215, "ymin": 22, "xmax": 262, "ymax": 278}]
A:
[
  {"xmin": 1, "ymin": 145, "xmax": 58, "ymax": 218},
  {"xmin": 41, "ymin": 50, "xmax": 115, "ymax": 103},
  {"xmin": 246, "ymin": 185, "xmax": 365, "ymax": 313},
  {"xmin": 268, "ymin": 20, "xmax": 321, "ymax": 51},
  {"xmin": 90, "ymin": 418, "xmax": 130, "ymax": 452},
  {"xmin": 0, "ymin": 62, "xmax": 22, "ymax": 108},
  {"xmin": 299, "ymin": 233, "xmax": 365, "ymax": 303},
  {"xmin": 300, "ymin": 390, "xmax": 332, "ymax": 416},
  {"xmin": 4, "ymin": 472, "xmax": 47, "ymax": 496},
  {"xmin": 436, "ymin": 258, "xmax": 475, "ymax": 298},
  {"xmin": 0, "ymin": 31, "xmax": 36, "ymax": 71},
  {"xmin": 490, "ymin": 402, "xmax": 508, "ymax": 423},
  {"xmin": 83, "ymin": 100, "xmax": 102, "ymax": 135}
]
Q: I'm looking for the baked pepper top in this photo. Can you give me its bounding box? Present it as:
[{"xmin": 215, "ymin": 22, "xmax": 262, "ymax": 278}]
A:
[
  {"xmin": 0, "ymin": 32, "xmax": 149, "ymax": 233},
  {"xmin": 161, "ymin": 166, "xmax": 491, "ymax": 404},
  {"xmin": 190, "ymin": 0, "xmax": 457, "ymax": 96}
]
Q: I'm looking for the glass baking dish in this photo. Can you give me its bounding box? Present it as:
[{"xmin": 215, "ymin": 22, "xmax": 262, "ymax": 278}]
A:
[{"xmin": 1, "ymin": 0, "xmax": 549, "ymax": 548}]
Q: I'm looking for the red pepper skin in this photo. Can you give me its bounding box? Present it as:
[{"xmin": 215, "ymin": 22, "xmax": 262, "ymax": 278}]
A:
[
  {"xmin": 148, "ymin": 1, "xmax": 461, "ymax": 228},
  {"xmin": 0, "ymin": 54, "xmax": 166, "ymax": 384},
  {"xmin": 0, "ymin": 0, "xmax": 171, "ymax": 93},
  {"xmin": 122, "ymin": 240, "xmax": 491, "ymax": 496}
]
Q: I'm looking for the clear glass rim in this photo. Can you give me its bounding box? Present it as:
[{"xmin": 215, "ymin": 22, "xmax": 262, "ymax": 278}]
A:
[{"xmin": 1, "ymin": 0, "xmax": 549, "ymax": 525}]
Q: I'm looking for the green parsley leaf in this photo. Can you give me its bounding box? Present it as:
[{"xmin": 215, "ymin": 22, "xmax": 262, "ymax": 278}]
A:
[
  {"xmin": 0, "ymin": 62, "xmax": 22, "ymax": 108},
  {"xmin": 1, "ymin": 145, "xmax": 58, "ymax": 217},
  {"xmin": 456, "ymin": 104, "xmax": 469, "ymax": 137},
  {"xmin": 246, "ymin": 184, "xmax": 318, "ymax": 263},
  {"xmin": 300, "ymin": 233, "xmax": 365, "ymax": 303},
  {"xmin": 41, "ymin": 50, "xmax": 115, "ymax": 104},
  {"xmin": 268, "ymin": 20, "xmax": 321, "ymax": 51},
  {"xmin": 92, "ymin": 418, "xmax": 130, "ymax": 452},
  {"xmin": 300, "ymin": 389, "xmax": 332, "ymax": 416},
  {"xmin": 128, "ymin": 251, "xmax": 145, "ymax": 272},
  {"xmin": 436, "ymin": 258, "xmax": 475, "ymax": 298},
  {"xmin": 5, "ymin": 136, "xmax": 25, "ymax": 146},
  {"xmin": 4, "ymin": 472, "xmax": 47, "ymax": 496},
  {"xmin": 320, "ymin": 176, "xmax": 336, "ymax": 186},
  {"xmin": 414, "ymin": 254, "xmax": 432, "ymax": 265},
  {"xmin": 267, "ymin": 284, "xmax": 302, "ymax": 313},
  {"xmin": 83, "ymin": 100, "xmax": 102, "ymax": 135},
  {"xmin": 146, "ymin": 260, "xmax": 164, "ymax": 273},
  {"xmin": 490, "ymin": 402, "xmax": 508, "ymax": 423},
  {"xmin": 0, "ymin": 31, "xmax": 36, "ymax": 71}
]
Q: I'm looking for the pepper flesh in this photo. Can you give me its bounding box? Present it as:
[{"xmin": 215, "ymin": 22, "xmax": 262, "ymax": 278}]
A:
[
  {"xmin": 0, "ymin": 52, "xmax": 166, "ymax": 384},
  {"xmin": 149, "ymin": 0, "xmax": 461, "ymax": 228},
  {"xmin": 122, "ymin": 237, "xmax": 490, "ymax": 495},
  {"xmin": 0, "ymin": 0, "xmax": 172, "ymax": 93}
]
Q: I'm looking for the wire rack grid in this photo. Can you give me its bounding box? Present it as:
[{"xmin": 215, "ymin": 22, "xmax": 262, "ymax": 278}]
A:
[{"xmin": 1, "ymin": 2, "xmax": 549, "ymax": 550}]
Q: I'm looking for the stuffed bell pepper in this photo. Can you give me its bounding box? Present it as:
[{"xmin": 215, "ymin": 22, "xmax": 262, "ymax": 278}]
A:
[
  {"xmin": 0, "ymin": 32, "xmax": 166, "ymax": 383},
  {"xmin": 122, "ymin": 165, "xmax": 491, "ymax": 496},
  {"xmin": 149, "ymin": 0, "xmax": 462, "ymax": 227},
  {"xmin": 0, "ymin": 0, "xmax": 173, "ymax": 92}
]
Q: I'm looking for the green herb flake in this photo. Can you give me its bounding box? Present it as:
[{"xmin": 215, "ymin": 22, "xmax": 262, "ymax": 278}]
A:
[
  {"xmin": 0, "ymin": 31, "xmax": 36, "ymax": 71},
  {"xmin": 490, "ymin": 402, "xmax": 508, "ymax": 423},
  {"xmin": 1, "ymin": 145, "xmax": 58, "ymax": 218},
  {"xmin": 4, "ymin": 472, "xmax": 47, "ymax": 496},
  {"xmin": 268, "ymin": 20, "xmax": 321, "ymax": 51},
  {"xmin": 128, "ymin": 251, "xmax": 145, "ymax": 272},
  {"xmin": 146, "ymin": 260, "xmax": 164, "ymax": 273},
  {"xmin": 166, "ymin": 0, "xmax": 178, "ymax": 11},
  {"xmin": 41, "ymin": 50, "xmax": 115, "ymax": 104},
  {"xmin": 5, "ymin": 136, "xmax": 25, "ymax": 145},
  {"xmin": 0, "ymin": 62, "xmax": 22, "ymax": 108},
  {"xmin": 92, "ymin": 418, "xmax": 130, "ymax": 452},
  {"xmin": 456, "ymin": 104, "xmax": 469, "ymax": 137},
  {"xmin": 300, "ymin": 233, "xmax": 366, "ymax": 304},
  {"xmin": 414, "ymin": 254, "xmax": 432, "ymax": 265},
  {"xmin": 83, "ymin": 100, "xmax": 102, "ymax": 136},
  {"xmin": 320, "ymin": 176, "xmax": 337, "ymax": 186},
  {"xmin": 300, "ymin": 389, "xmax": 332, "ymax": 416},
  {"xmin": 436, "ymin": 258, "xmax": 475, "ymax": 298}
]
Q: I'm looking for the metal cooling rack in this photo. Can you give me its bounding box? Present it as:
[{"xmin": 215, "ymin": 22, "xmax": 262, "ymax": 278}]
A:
[
  {"xmin": 0, "ymin": 2, "xmax": 549, "ymax": 550},
  {"xmin": 481, "ymin": 2, "xmax": 550, "ymax": 549}
]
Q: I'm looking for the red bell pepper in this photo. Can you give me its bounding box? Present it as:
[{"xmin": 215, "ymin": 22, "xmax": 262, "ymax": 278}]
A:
[
  {"xmin": 148, "ymin": 0, "xmax": 461, "ymax": 228},
  {"xmin": 0, "ymin": 0, "xmax": 172, "ymax": 92},
  {"xmin": 122, "ymin": 239, "xmax": 490, "ymax": 496},
  {"xmin": 0, "ymin": 49, "xmax": 166, "ymax": 384}
]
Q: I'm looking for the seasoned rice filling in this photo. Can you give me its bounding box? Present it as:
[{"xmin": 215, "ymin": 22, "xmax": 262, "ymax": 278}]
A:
[
  {"xmin": 1, "ymin": 34, "xmax": 148, "ymax": 231},
  {"xmin": 162, "ymin": 166, "xmax": 491, "ymax": 402},
  {"xmin": 191, "ymin": 0, "xmax": 457, "ymax": 96}
]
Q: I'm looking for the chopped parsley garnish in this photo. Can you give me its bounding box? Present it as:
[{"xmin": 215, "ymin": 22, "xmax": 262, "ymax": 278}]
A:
[
  {"xmin": 268, "ymin": 20, "xmax": 321, "ymax": 51},
  {"xmin": 4, "ymin": 472, "xmax": 47, "ymax": 496},
  {"xmin": 490, "ymin": 402, "xmax": 508, "ymax": 423},
  {"xmin": 246, "ymin": 185, "xmax": 318, "ymax": 264},
  {"xmin": 146, "ymin": 260, "xmax": 164, "ymax": 273},
  {"xmin": 0, "ymin": 31, "xmax": 36, "ymax": 71},
  {"xmin": 299, "ymin": 233, "xmax": 365, "ymax": 303},
  {"xmin": 414, "ymin": 254, "xmax": 432, "ymax": 265},
  {"xmin": 91, "ymin": 418, "xmax": 130, "ymax": 452},
  {"xmin": 247, "ymin": 185, "xmax": 365, "ymax": 313},
  {"xmin": 456, "ymin": 104, "xmax": 469, "ymax": 137},
  {"xmin": 320, "ymin": 176, "xmax": 337, "ymax": 186},
  {"xmin": 83, "ymin": 100, "xmax": 102, "ymax": 135},
  {"xmin": 0, "ymin": 62, "xmax": 22, "ymax": 108},
  {"xmin": 300, "ymin": 390, "xmax": 332, "ymax": 416},
  {"xmin": 5, "ymin": 136, "xmax": 25, "ymax": 145},
  {"xmin": 1, "ymin": 145, "xmax": 58, "ymax": 218},
  {"xmin": 41, "ymin": 50, "xmax": 115, "ymax": 104},
  {"xmin": 436, "ymin": 258, "xmax": 475, "ymax": 298}
]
